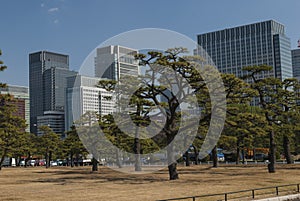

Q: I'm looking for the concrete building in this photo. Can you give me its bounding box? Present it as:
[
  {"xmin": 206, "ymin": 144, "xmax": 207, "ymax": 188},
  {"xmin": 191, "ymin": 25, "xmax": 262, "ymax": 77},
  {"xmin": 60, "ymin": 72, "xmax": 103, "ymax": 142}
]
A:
[
  {"xmin": 94, "ymin": 45, "xmax": 139, "ymax": 81},
  {"xmin": 197, "ymin": 20, "xmax": 293, "ymax": 81},
  {"xmin": 65, "ymin": 75, "xmax": 115, "ymax": 131},
  {"xmin": 0, "ymin": 85, "xmax": 30, "ymax": 132},
  {"xmin": 29, "ymin": 51, "xmax": 77, "ymax": 135}
]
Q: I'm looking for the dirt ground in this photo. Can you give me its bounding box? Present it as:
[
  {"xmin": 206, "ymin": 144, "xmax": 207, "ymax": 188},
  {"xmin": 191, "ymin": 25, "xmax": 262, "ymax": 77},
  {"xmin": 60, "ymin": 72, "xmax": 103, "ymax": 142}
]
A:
[{"xmin": 0, "ymin": 164, "xmax": 299, "ymax": 201}]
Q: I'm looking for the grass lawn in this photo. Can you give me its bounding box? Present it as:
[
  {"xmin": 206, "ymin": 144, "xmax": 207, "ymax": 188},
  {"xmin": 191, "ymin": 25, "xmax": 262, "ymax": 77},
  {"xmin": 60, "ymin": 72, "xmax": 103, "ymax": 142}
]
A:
[{"xmin": 0, "ymin": 164, "xmax": 299, "ymax": 201}]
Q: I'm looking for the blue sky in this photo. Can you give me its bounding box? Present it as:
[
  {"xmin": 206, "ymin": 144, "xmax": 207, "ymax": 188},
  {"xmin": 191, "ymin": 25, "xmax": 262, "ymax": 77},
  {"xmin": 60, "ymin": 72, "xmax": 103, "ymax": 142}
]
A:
[{"xmin": 0, "ymin": 0, "xmax": 299, "ymax": 86}]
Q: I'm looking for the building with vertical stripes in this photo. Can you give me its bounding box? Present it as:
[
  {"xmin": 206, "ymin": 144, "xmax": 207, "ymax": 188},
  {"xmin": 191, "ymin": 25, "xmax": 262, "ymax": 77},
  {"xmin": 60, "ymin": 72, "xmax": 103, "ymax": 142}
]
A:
[{"xmin": 197, "ymin": 20, "xmax": 293, "ymax": 81}]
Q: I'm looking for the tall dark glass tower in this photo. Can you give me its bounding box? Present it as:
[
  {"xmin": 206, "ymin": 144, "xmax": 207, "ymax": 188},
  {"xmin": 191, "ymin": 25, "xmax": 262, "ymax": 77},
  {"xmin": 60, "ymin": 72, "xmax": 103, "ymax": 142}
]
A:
[
  {"xmin": 292, "ymin": 49, "xmax": 300, "ymax": 79},
  {"xmin": 29, "ymin": 51, "xmax": 76, "ymax": 135},
  {"xmin": 197, "ymin": 20, "xmax": 293, "ymax": 81}
]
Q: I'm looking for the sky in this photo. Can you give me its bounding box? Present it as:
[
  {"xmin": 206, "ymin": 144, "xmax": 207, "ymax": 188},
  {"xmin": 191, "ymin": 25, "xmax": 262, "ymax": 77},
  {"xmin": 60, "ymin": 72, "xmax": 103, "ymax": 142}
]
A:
[{"xmin": 0, "ymin": 0, "xmax": 299, "ymax": 87}]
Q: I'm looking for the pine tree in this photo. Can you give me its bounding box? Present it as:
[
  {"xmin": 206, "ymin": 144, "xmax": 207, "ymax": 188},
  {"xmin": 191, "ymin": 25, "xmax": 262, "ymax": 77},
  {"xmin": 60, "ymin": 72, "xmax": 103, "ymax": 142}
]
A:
[
  {"xmin": 37, "ymin": 126, "xmax": 60, "ymax": 168},
  {"xmin": 0, "ymin": 50, "xmax": 27, "ymax": 170}
]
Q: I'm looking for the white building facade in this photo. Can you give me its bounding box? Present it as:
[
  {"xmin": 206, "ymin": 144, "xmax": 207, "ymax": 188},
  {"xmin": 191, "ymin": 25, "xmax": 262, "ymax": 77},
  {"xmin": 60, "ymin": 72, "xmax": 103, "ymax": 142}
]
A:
[
  {"xmin": 65, "ymin": 75, "xmax": 115, "ymax": 131},
  {"xmin": 94, "ymin": 45, "xmax": 139, "ymax": 81}
]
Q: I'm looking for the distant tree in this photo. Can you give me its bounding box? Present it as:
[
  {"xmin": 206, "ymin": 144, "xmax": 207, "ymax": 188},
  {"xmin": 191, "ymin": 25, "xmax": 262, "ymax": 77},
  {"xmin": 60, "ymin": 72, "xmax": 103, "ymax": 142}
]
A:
[
  {"xmin": 225, "ymin": 111, "xmax": 267, "ymax": 164},
  {"xmin": 277, "ymin": 78, "xmax": 300, "ymax": 164},
  {"xmin": 0, "ymin": 96, "xmax": 27, "ymax": 170},
  {"xmin": 63, "ymin": 125, "xmax": 87, "ymax": 167},
  {"xmin": 0, "ymin": 50, "xmax": 27, "ymax": 170},
  {"xmin": 194, "ymin": 73, "xmax": 256, "ymax": 167},
  {"xmin": 23, "ymin": 133, "xmax": 38, "ymax": 167},
  {"xmin": 220, "ymin": 73, "xmax": 269, "ymax": 164},
  {"xmin": 12, "ymin": 132, "xmax": 37, "ymax": 166},
  {"xmin": 37, "ymin": 126, "xmax": 60, "ymax": 168},
  {"xmin": 98, "ymin": 78, "xmax": 155, "ymax": 171},
  {"xmin": 243, "ymin": 65, "xmax": 298, "ymax": 172},
  {"xmin": 98, "ymin": 80, "xmax": 126, "ymax": 169},
  {"xmin": 0, "ymin": 49, "xmax": 7, "ymax": 88},
  {"xmin": 74, "ymin": 111, "xmax": 107, "ymax": 172}
]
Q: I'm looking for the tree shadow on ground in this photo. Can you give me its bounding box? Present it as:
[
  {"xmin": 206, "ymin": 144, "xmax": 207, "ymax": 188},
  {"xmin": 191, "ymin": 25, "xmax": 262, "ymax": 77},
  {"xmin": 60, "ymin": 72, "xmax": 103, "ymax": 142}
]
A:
[
  {"xmin": 24, "ymin": 164, "xmax": 300, "ymax": 185},
  {"xmin": 27, "ymin": 167, "xmax": 169, "ymax": 184}
]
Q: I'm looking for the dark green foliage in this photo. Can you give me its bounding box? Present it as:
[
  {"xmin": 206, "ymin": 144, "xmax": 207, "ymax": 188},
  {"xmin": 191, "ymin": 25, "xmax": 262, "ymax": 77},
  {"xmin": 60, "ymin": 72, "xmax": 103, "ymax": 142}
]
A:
[
  {"xmin": 36, "ymin": 126, "xmax": 60, "ymax": 168},
  {"xmin": 0, "ymin": 49, "xmax": 7, "ymax": 88},
  {"xmin": 63, "ymin": 125, "xmax": 87, "ymax": 167},
  {"xmin": 243, "ymin": 65, "xmax": 300, "ymax": 171},
  {"xmin": 0, "ymin": 50, "xmax": 27, "ymax": 170}
]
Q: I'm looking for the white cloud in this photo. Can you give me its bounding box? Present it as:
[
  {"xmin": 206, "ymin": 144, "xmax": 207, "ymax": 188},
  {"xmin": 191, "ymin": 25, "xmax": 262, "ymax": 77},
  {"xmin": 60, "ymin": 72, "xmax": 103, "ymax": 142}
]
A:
[{"xmin": 48, "ymin": 7, "xmax": 59, "ymax": 12}]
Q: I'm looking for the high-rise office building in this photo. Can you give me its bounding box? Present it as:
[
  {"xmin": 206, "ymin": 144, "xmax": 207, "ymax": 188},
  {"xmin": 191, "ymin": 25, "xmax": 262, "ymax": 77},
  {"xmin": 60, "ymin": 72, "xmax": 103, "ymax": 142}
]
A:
[
  {"xmin": 94, "ymin": 45, "xmax": 139, "ymax": 80},
  {"xmin": 65, "ymin": 75, "xmax": 114, "ymax": 131},
  {"xmin": 29, "ymin": 51, "xmax": 76, "ymax": 135},
  {"xmin": 197, "ymin": 20, "xmax": 293, "ymax": 81},
  {"xmin": 36, "ymin": 111, "xmax": 65, "ymax": 136},
  {"xmin": 43, "ymin": 67, "xmax": 77, "ymax": 111},
  {"xmin": 292, "ymin": 49, "xmax": 300, "ymax": 79},
  {"xmin": 0, "ymin": 85, "xmax": 30, "ymax": 132}
]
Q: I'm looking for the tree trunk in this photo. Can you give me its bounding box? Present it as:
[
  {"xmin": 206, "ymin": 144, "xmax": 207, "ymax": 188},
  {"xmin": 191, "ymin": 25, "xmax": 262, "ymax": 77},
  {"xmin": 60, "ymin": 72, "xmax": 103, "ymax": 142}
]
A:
[
  {"xmin": 75, "ymin": 153, "xmax": 79, "ymax": 167},
  {"xmin": 17, "ymin": 155, "xmax": 21, "ymax": 166},
  {"xmin": 168, "ymin": 163, "xmax": 178, "ymax": 180},
  {"xmin": 49, "ymin": 151, "xmax": 52, "ymax": 165},
  {"xmin": 167, "ymin": 140, "xmax": 179, "ymax": 180},
  {"xmin": 212, "ymin": 146, "xmax": 218, "ymax": 168},
  {"xmin": 167, "ymin": 153, "xmax": 179, "ymax": 180},
  {"xmin": 91, "ymin": 157, "xmax": 98, "ymax": 171},
  {"xmin": 70, "ymin": 152, "xmax": 74, "ymax": 167},
  {"xmin": 268, "ymin": 130, "xmax": 276, "ymax": 173},
  {"xmin": 183, "ymin": 136, "xmax": 190, "ymax": 166},
  {"xmin": 282, "ymin": 105, "xmax": 293, "ymax": 164},
  {"xmin": 184, "ymin": 150, "xmax": 190, "ymax": 166},
  {"xmin": 25, "ymin": 152, "xmax": 31, "ymax": 168},
  {"xmin": 241, "ymin": 147, "xmax": 245, "ymax": 164},
  {"xmin": 45, "ymin": 150, "xmax": 50, "ymax": 169},
  {"xmin": 236, "ymin": 146, "xmax": 240, "ymax": 165},
  {"xmin": 283, "ymin": 135, "xmax": 293, "ymax": 164},
  {"xmin": 134, "ymin": 126, "xmax": 141, "ymax": 171},
  {"xmin": 0, "ymin": 150, "xmax": 7, "ymax": 171},
  {"xmin": 193, "ymin": 145, "xmax": 199, "ymax": 165},
  {"xmin": 116, "ymin": 148, "xmax": 122, "ymax": 168}
]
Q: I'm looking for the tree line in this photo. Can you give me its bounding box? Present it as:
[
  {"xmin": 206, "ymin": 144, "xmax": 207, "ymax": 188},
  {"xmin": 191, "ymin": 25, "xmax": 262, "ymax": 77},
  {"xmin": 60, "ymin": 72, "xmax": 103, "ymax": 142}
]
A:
[{"xmin": 1, "ymin": 48, "xmax": 300, "ymax": 180}]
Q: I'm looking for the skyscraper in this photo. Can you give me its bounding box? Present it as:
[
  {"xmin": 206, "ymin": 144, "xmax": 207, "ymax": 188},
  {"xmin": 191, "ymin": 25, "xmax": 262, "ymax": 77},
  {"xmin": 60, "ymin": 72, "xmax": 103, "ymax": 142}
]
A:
[
  {"xmin": 0, "ymin": 85, "xmax": 30, "ymax": 132},
  {"xmin": 292, "ymin": 49, "xmax": 300, "ymax": 80},
  {"xmin": 197, "ymin": 20, "xmax": 293, "ymax": 81},
  {"xmin": 65, "ymin": 75, "xmax": 114, "ymax": 130},
  {"xmin": 94, "ymin": 45, "xmax": 139, "ymax": 80},
  {"xmin": 29, "ymin": 51, "xmax": 76, "ymax": 135},
  {"xmin": 43, "ymin": 67, "xmax": 77, "ymax": 111}
]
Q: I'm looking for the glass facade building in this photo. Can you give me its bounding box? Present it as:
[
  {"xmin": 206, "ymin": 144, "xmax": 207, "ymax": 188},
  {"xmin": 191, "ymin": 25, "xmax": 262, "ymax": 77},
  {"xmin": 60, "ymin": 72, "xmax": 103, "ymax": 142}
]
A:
[
  {"xmin": 197, "ymin": 20, "xmax": 293, "ymax": 81},
  {"xmin": 36, "ymin": 111, "xmax": 65, "ymax": 137},
  {"xmin": 292, "ymin": 49, "xmax": 300, "ymax": 79},
  {"xmin": 43, "ymin": 67, "xmax": 77, "ymax": 112},
  {"xmin": 29, "ymin": 51, "xmax": 76, "ymax": 135}
]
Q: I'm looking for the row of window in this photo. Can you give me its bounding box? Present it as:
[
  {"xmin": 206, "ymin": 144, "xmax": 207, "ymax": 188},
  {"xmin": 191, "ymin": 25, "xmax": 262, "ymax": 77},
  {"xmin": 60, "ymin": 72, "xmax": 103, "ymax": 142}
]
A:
[{"xmin": 198, "ymin": 21, "xmax": 284, "ymax": 43}]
